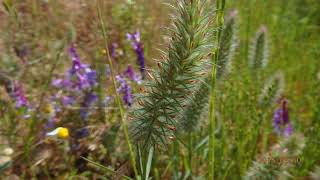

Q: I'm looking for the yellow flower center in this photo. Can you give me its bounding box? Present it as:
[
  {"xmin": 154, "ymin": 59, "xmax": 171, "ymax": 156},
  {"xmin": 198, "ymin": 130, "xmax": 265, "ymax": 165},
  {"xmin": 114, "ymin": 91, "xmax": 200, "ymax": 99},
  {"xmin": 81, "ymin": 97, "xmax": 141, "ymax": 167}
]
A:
[
  {"xmin": 43, "ymin": 104, "xmax": 54, "ymax": 114},
  {"xmin": 101, "ymin": 49, "xmax": 107, "ymax": 55},
  {"xmin": 57, "ymin": 128, "xmax": 69, "ymax": 138}
]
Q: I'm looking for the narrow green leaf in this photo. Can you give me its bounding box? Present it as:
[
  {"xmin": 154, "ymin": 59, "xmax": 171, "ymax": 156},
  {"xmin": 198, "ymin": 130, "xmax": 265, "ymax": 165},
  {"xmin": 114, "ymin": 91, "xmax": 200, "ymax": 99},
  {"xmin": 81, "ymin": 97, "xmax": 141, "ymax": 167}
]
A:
[{"xmin": 145, "ymin": 146, "xmax": 154, "ymax": 180}]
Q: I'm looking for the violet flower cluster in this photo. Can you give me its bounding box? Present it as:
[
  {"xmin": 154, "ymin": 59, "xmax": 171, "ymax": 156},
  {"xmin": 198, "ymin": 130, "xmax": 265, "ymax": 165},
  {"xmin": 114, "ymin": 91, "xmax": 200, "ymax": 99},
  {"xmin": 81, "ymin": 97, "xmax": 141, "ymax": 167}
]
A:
[
  {"xmin": 115, "ymin": 65, "xmax": 142, "ymax": 106},
  {"xmin": 273, "ymin": 98, "xmax": 293, "ymax": 137},
  {"xmin": 53, "ymin": 45, "xmax": 97, "ymax": 92},
  {"xmin": 116, "ymin": 75, "xmax": 133, "ymax": 106},
  {"xmin": 51, "ymin": 45, "xmax": 98, "ymax": 121},
  {"xmin": 124, "ymin": 65, "xmax": 142, "ymax": 84},
  {"xmin": 109, "ymin": 43, "xmax": 123, "ymax": 59},
  {"xmin": 80, "ymin": 93, "xmax": 98, "ymax": 120},
  {"xmin": 127, "ymin": 31, "xmax": 146, "ymax": 79},
  {"xmin": 12, "ymin": 83, "xmax": 29, "ymax": 108},
  {"xmin": 11, "ymin": 82, "xmax": 33, "ymax": 119}
]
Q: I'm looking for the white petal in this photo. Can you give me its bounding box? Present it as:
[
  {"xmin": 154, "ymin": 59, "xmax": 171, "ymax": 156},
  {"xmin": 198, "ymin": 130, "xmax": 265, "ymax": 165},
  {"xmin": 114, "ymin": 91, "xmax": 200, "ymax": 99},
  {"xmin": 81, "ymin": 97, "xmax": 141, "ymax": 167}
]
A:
[{"xmin": 46, "ymin": 128, "xmax": 60, "ymax": 136}]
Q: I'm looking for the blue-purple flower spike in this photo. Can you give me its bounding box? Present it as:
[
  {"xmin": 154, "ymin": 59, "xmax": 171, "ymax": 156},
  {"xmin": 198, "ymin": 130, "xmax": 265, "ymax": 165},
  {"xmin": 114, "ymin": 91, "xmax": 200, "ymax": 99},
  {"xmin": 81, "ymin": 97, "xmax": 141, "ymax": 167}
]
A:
[
  {"xmin": 273, "ymin": 98, "xmax": 293, "ymax": 137},
  {"xmin": 109, "ymin": 43, "xmax": 123, "ymax": 59},
  {"xmin": 52, "ymin": 45, "xmax": 97, "ymax": 92},
  {"xmin": 80, "ymin": 93, "xmax": 98, "ymax": 120},
  {"xmin": 124, "ymin": 65, "xmax": 142, "ymax": 84},
  {"xmin": 116, "ymin": 75, "xmax": 133, "ymax": 106},
  {"xmin": 127, "ymin": 31, "xmax": 146, "ymax": 79},
  {"xmin": 12, "ymin": 83, "xmax": 29, "ymax": 108},
  {"xmin": 75, "ymin": 127, "xmax": 90, "ymax": 139}
]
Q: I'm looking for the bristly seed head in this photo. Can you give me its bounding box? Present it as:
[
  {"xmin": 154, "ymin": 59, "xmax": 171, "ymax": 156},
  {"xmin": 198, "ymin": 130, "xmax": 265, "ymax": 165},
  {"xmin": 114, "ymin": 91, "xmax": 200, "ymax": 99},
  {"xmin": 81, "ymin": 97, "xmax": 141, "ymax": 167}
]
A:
[
  {"xmin": 129, "ymin": 0, "xmax": 213, "ymax": 149},
  {"xmin": 167, "ymin": 125, "xmax": 176, "ymax": 131}
]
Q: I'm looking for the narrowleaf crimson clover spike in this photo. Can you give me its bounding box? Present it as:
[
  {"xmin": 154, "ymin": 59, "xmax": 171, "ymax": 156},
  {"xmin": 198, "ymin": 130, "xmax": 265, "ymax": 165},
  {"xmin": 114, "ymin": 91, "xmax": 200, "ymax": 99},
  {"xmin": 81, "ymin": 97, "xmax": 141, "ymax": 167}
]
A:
[{"xmin": 273, "ymin": 98, "xmax": 293, "ymax": 137}]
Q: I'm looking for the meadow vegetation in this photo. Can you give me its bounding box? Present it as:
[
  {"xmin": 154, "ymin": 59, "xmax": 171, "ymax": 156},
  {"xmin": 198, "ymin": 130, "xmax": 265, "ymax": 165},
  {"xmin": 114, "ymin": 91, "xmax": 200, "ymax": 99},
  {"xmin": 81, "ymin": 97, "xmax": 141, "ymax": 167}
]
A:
[{"xmin": 0, "ymin": 0, "xmax": 319, "ymax": 179}]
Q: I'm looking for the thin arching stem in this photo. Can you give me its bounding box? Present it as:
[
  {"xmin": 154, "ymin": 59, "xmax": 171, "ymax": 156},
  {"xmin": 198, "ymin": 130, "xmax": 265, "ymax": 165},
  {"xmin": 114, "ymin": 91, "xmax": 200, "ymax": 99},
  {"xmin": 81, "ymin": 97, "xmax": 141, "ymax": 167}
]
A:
[
  {"xmin": 208, "ymin": 0, "xmax": 226, "ymax": 179},
  {"xmin": 96, "ymin": 0, "xmax": 138, "ymax": 177}
]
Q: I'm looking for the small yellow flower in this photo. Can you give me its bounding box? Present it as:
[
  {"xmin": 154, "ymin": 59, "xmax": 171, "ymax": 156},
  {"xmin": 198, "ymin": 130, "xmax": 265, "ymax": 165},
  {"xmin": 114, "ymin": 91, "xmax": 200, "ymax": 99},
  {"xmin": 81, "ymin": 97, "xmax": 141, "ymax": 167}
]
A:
[
  {"xmin": 43, "ymin": 104, "xmax": 54, "ymax": 115},
  {"xmin": 101, "ymin": 49, "xmax": 107, "ymax": 55},
  {"xmin": 47, "ymin": 127, "xmax": 69, "ymax": 139}
]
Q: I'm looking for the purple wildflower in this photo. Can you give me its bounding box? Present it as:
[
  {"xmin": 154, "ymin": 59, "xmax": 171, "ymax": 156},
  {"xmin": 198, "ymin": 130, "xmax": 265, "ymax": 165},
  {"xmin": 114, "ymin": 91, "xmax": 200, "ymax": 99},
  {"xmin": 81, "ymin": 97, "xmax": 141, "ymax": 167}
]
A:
[
  {"xmin": 85, "ymin": 70, "xmax": 97, "ymax": 87},
  {"xmin": 127, "ymin": 31, "xmax": 145, "ymax": 79},
  {"xmin": 109, "ymin": 43, "xmax": 123, "ymax": 59},
  {"xmin": 45, "ymin": 117, "xmax": 58, "ymax": 130},
  {"xmin": 75, "ymin": 127, "xmax": 90, "ymax": 139},
  {"xmin": 124, "ymin": 65, "xmax": 142, "ymax": 84},
  {"xmin": 273, "ymin": 98, "xmax": 293, "ymax": 136},
  {"xmin": 53, "ymin": 45, "xmax": 97, "ymax": 92},
  {"xmin": 68, "ymin": 45, "xmax": 95, "ymax": 90},
  {"xmin": 50, "ymin": 95, "xmax": 62, "ymax": 113},
  {"xmin": 52, "ymin": 79, "xmax": 63, "ymax": 88},
  {"xmin": 12, "ymin": 83, "xmax": 29, "ymax": 108},
  {"xmin": 110, "ymin": 43, "xmax": 117, "ymax": 58},
  {"xmin": 80, "ymin": 93, "xmax": 98, "ymax": 120},
  {"xmin": 116, "ymin": 75, "xmax": 133, "ymax": 106},
  {"xmin": 62, "ymin": 96, "xmax": 75, "ymax": 106}
]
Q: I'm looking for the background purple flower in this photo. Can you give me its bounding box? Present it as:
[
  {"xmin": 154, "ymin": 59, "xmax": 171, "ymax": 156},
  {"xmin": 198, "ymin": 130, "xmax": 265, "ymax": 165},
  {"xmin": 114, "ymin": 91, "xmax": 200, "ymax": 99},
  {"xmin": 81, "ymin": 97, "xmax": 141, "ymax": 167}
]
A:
[
  {"xmin": 75, "ymin": 127, "xmax": 90, "ymax": 139},
  {"xmin": 62, "ymin": 96, "xmax": 75, "ymax": 106},
  {"xmin": 109, "ymin": 42, "xmax": 123, "ymax": 59},
  {"xmin": 116, "ymin": 75, "xmax": 133, "ymax": 106},
  {"xmin": 12, "ymin": 83, "xmax": 29, "ymax": 108},
  {"xmin": 273, "ymin": 98, "xmax": 293, "ymax": 136},
  {"xmin": 52, "ymin": 45, "xmax": 97, "ymax": 92},
  {"xmin": 124, "ymin": 65, "xmax": 141, "ymax": 84},
  {"xmin": 80, "ymin": 93, "xmax": 98, "ymax": 120},
  {"xmin": 127, "ymin": 31, "xmax": 146, "ymax": 79}
]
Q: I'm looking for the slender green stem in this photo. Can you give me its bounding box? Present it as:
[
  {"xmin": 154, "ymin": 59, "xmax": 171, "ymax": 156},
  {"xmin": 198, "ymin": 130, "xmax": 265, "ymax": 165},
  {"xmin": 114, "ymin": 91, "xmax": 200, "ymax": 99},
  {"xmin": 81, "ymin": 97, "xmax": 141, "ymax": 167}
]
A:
[
  {"xmin": 172, "ymin": 140, "xmax": 180, "ymax": 179},
  {"xmin": 208, "ymin": 0, "xmax": 226, "ymax": 179},
  {"xmin": 188, "ymin": 133, "xmax": 193, "ymax": 176},
  {"xmin": 96, "ymin": 0, "xmax": 138, "ymax": 177}
]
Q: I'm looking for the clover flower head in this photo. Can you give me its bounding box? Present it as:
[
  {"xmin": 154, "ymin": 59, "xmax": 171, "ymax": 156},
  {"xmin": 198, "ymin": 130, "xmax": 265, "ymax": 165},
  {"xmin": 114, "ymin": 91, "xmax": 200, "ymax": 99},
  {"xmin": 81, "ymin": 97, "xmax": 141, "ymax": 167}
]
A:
[{"xmin": 273, "ymin": 98, "xmax": 293, "ymax": 136}]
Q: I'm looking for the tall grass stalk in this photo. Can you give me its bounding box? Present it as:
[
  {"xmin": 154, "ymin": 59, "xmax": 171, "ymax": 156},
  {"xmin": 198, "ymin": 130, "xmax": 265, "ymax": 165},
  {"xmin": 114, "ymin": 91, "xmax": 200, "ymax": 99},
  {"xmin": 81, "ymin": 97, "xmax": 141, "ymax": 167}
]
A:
[
  {"xmin": 130, "ymin": 0, "xmax": 213, "ymax": 149},
  {"xmin": 96, "ymin": 0, "xmax": 138, "ymax": 177},
  {"xmin": 208, "ymin": 0, "xmax": 225, "ymax": 179}
]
